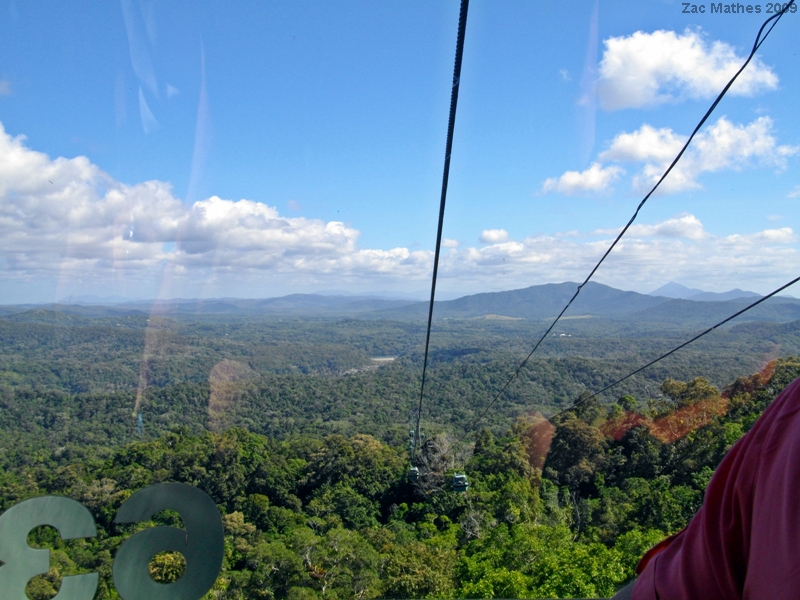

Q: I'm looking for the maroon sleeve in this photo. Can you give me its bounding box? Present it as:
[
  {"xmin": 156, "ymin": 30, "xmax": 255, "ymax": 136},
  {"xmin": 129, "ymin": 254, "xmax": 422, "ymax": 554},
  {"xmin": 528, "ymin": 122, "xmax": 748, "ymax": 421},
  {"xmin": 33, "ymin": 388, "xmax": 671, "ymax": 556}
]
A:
[{"xmin": 632, "ymin": 376, "xmax": 800, "ymax": 600}]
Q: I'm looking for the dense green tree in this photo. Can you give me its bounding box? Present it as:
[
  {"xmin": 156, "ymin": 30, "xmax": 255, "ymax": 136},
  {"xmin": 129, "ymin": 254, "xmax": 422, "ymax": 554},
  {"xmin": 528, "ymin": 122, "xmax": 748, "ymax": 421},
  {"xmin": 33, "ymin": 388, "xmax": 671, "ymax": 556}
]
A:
[
  {"xmin": 2, "ymin": 318, "xmax": 800, "ymax": 600},
  {"xmin": 660, "ymin": 377, "xmax": 719, "ymax": 407}
]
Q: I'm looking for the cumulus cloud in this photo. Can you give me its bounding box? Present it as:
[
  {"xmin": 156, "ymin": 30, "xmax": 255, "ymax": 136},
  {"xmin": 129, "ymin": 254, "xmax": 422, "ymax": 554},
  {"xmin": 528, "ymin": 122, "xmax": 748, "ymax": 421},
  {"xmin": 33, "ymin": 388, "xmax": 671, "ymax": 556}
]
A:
[
  {"xmin": 0, "ymin": 126, "xmax": 177, "ymax": 272},
  {"xmin": 181, "ymin": 197, "xmax": 360, "ymax": 267},
  {"xmin": 600, "ymin": 116, "xmax": 797, "ymax": 193},
  {"xmin": 599, "ymin": 124, "xmax": 685, "ymax": 164},
  {"xmin": 725, "ymin": 227, "xmax": 796, "ymax": 244},
  {"xmin": 594, "ymin": 214, "xmax": 708, "ymax": 240},
  {"xmin": 541, "ymin": 162, "xmax": 624, "ymax": 195},
  {"xmin": 544, "ymin": 116, "xmax": 797, "ymax": 197},
  {"xmin": 439, "ymin": 214, "xmax": 797, "ymax": 294},
  {"xmin": 1, "ymin": 122, "xmax": 797, "ymax": 299},
  {"xmin": 479, "ymin": 229, "xmax": 509, "ymax": 244},
  {"xmin": 442, "ymin": 238, "xmax": 459, "ymax": 248},
  {"xmin": 597, "ymin": 28, "xmax": 778, "ymax": 110},
  {"xmin": 0, "ymin": 122, "xmax": 410, "ymax": 280}
]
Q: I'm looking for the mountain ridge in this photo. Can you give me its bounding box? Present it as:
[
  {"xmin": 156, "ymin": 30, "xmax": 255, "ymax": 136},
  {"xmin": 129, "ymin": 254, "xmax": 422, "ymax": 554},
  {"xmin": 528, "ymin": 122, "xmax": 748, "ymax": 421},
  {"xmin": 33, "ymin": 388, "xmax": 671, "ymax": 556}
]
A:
[
  {"xmin": 5, "ymin": 282, "xmax": 800, "ymax": 325},
  {"xmin": 648, "ymin": 281, "xmax": 761, "ymax": 302}
]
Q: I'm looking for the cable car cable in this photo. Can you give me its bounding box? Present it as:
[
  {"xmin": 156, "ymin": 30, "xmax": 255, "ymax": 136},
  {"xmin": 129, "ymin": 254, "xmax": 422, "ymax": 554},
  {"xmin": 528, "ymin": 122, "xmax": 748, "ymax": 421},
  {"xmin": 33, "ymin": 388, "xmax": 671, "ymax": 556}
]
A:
[
  {"xmin": 458, "ymin": 1, "xmax": 794, "ymax": 439},
  {"xmin": 413, "ymin": 0, "xmax": 470, "ymax": 462},
  {"xmin": 548, "ymin": 273, "xmax": 800, "ymax": 421}
]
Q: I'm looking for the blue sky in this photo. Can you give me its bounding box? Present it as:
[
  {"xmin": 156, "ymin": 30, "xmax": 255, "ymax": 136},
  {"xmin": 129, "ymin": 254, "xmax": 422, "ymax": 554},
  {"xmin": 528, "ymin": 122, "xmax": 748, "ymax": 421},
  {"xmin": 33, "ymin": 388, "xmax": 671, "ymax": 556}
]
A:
[{"xmin": 1, "ymin": 0, "xmax": 798, "ymax": 302}]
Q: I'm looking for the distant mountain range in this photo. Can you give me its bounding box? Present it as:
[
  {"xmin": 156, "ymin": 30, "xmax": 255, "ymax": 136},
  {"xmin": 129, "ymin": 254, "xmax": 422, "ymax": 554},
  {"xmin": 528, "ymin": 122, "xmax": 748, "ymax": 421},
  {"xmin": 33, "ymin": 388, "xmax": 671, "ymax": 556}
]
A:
[
  {"xmin": 5, "ymin": 281, "xmax": 800, "ymax": 326},
  {"xmin": 372, "ymin": 281, "xmax": 800, "ymax": 325},
  {"xmin": 122, "ymin": 295, "xmax": 416, "ymax": 316},
  {"xmin": 57, "ymin": 294, "xmax": 137, "ymax": 305},
  {"xmin": 375, "ymin": 282, "xmax": 667, "ymax": 320},
  {"xmin": 648, "ymin": 282, "xmax": 761, "ymax": 302}
]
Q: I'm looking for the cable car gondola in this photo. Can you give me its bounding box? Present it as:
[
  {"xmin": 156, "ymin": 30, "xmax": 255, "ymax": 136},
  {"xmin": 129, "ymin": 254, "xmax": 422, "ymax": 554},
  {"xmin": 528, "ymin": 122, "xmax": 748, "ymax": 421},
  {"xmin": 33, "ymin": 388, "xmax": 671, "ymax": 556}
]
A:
[
  {"xmin": 408, "ymin": 466, "xmax": 420, "ymax": 482},
  {"xmin": 453, "ymin": 473, "xmax": 469, "ymax": 493}
]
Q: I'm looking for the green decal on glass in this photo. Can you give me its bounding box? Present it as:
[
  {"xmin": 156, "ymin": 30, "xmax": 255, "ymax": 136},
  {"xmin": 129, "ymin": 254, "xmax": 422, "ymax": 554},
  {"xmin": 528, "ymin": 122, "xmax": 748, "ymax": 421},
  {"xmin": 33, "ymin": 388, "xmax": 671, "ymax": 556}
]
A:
[
  {"xmin": 112, "ymin": 483, "xmax": 223, "ymax": 600},
  {"xmin": 0, "ymin": 496, "xmax": 99, "ymax": 600}
]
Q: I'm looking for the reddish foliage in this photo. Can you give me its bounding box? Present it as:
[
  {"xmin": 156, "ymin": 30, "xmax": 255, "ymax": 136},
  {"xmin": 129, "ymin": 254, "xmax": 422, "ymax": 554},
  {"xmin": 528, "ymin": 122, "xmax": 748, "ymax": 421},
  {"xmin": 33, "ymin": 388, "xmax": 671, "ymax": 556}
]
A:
[
  {"xmin": 647, "ymin": 395, "xmax": 729, "ymax": 443},
  {"xmin": 600, "ymin": 412, "xmax": 649, "ymax": 441},
  {"xmin": 601, "ymin": 362, "xmax": 775, "ymax": 444},
  {"xmin": 601, "ymin": 396, "xmax": 729, "ymax": 444},
  {"xmin": 722, "ymin": 360, "xmax": 776, "ymax": 399},
  {"xmin": 520, "ymin": 415, "xmax": 555, "ymax": 472}
]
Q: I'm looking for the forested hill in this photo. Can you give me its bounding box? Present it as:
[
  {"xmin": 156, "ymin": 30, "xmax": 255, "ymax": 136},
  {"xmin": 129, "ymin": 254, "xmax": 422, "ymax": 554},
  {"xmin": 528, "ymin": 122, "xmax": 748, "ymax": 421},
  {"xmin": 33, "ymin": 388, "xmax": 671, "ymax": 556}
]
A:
[
  {"xmin": 0, "ymin": 294, "xmax": 417, "ymax": 319},
  {"xmin": 375, "ymin": 281, "xmax": 668, "ymax": 320},
  {"xmin": 376, "ymin": 281, "xmax": 800, "ymax": 324},
  {"xmin": 4, "ymin": 300, "xmax": 800, "ymax": 449},
  {"xmin": 4, "ymin": 284, "xmax": 800, "ymax": 597},
  {"xmin": 4, "ymin": 282, "xmax": 800, "ymax": 324},
  {"xmin": 2, "ymin": 358, "xmax": 799, "ymax": 599}
]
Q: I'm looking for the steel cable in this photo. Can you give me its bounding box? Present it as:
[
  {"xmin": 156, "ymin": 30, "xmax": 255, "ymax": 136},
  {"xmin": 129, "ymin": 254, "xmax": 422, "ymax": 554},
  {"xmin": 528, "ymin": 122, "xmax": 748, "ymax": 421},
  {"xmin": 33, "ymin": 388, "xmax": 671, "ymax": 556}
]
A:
[
  {"xmin": 550, "ymin": 274, "xmax": 800, "ymax": 422},
  {"xmin": 459, "ymin": 1, "xmax": 795, "ymax": 439},
  {"xmin": 414, "ymin": 0, "xmax": 470, "ymax": 460}
]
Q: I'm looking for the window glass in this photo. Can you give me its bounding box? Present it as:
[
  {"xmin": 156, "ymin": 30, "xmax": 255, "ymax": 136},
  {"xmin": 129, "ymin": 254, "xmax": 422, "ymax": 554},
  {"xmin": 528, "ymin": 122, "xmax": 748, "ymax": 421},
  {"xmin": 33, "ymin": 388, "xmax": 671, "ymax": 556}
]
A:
[{"xmin": 0, "ymin": 2, "xmax": 798, "ymax": 598}]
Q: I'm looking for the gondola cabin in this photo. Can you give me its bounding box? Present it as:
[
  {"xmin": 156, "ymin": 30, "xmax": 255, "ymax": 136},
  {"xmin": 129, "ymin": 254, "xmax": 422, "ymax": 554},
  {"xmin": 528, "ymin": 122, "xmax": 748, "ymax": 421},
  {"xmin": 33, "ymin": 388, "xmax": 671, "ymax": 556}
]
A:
[
  {"xmin": 453, "ymin": 473, "xmax": 469, "ymax": 493},
  {"xmin": 408, "ymin": 466, "xmax": 420, "ymax": 482}
]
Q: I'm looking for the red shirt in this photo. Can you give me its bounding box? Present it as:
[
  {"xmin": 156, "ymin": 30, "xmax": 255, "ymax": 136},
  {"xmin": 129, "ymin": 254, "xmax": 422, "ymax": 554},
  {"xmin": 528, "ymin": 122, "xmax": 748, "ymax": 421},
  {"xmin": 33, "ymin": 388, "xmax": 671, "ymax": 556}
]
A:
[{"xmin": 633, "ymin": 375, "xmax": 800, "ymax": 600}]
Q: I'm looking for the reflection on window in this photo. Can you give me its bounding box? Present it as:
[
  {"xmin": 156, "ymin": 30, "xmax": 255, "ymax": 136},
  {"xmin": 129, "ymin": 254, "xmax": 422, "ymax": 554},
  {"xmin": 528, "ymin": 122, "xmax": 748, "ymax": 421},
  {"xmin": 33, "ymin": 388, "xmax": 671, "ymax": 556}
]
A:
[{"xmin": 0, "ymin": 2, "xmax": 798, "ymax": 598}]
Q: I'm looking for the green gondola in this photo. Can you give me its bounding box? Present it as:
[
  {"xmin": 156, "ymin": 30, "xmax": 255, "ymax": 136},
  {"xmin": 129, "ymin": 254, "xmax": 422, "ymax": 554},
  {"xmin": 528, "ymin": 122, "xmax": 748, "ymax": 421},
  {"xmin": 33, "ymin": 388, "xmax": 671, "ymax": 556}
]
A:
[{"xmin": 453, "ymin": 473, "xmax": 469, "ymax": 492}]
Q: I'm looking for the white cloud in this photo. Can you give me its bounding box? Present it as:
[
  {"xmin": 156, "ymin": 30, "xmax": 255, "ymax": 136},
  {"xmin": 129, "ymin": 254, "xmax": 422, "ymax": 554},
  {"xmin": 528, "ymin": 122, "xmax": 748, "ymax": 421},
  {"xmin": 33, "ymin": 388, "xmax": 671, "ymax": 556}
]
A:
[
  {"xmin": 439, "ymin": 215, "xmax": 797, "ymax": 294},
  {"xmin": 597, "ymin": 28, "xmax": 778, "ymax": 110},
  {"xmin": 442, "ymin": 238, "xmax": 459, "ymax": 248},
  {"xmin": 1, "ymin": 122, "xmax": 797, "ymax": 299},
  {"xmin": 594, "ymin": 214, "xmax": 707, "ymax": 240},
  {"xmin": 541, "ymin": 162, "xmax": 624, "ymax": 195},
  {"xmin": 724, "ymin": 227, "xmax": 796, "ymax": 245},
  {"xmin": 0, "ymin": 122, "xmax": 371, "ymax": 278},
  {"xmin": 0, "ymin": 126, "xmax": 180, "ymax": 272},
  {"xmin": 181, "ymin": 197, "xmax": 360, "ymax": 266},
  {"xmin": 599, "ymin": 116, "xmax": 797, "ymax": 193},
  {"xmin": 0, "ymin": 80, "xmax": 10, "ymax": 96},
  {"xmin": 479, "ymin": 229, "xmax": 509, "ymax": 244},
  {"xmin": 789, "ymin": 185, "xmax": 800, "ymax": 198},
  {"xmin": 690, "ymin": 116, "xmax": 797, "ymax": 170},
  {"xmin": 599, "ymin": 124, "xmax": 685, "ymax": 164}
]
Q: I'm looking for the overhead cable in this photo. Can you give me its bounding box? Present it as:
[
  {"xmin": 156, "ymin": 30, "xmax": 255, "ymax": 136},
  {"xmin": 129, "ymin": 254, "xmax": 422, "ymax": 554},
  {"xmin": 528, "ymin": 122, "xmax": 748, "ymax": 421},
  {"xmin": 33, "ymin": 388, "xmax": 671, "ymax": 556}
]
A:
[
  {"xmin": 460, "ymin": 1, "xmax": 795, "ymax": 438},
  {"xmin": 549, "ymin": 273, "xmax": 800, "ymax": 421},
  {"xmin": 414, "ymin": 0, "xmax": 470, "ymax": 459}
]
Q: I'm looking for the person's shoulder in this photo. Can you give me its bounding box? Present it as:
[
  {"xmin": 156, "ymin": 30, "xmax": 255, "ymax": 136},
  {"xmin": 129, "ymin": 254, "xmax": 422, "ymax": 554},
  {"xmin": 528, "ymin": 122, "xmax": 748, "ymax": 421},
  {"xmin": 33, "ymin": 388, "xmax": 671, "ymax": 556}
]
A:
[
  {"xmin": 611, "ymin": 579, "xmax": 635, "ymax": 600},
  {"xmin": 750, "ymin": 375, "xmax": 800, "ymax": 443}
]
